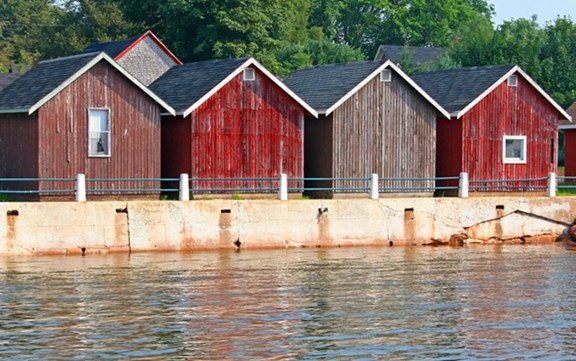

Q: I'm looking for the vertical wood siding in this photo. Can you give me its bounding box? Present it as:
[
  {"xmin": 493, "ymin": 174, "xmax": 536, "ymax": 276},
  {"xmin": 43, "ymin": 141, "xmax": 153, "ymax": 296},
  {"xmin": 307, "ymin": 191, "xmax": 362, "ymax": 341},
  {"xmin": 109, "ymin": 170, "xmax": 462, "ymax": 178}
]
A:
[
  {"xmin": 0, "ymin": 113, "xmax": 39, "ymax": 197},
  {"xmin": 461, "ymin": 76, "xmax": 559, "ymax": 190},
  {"xmin": 303, "ymin": 115, "xmax": 333, "ymax": 197},
  {"xmin": 37, "ymin": 61, "xmax": 161, "ymax": 195},
  {"xmin": 175, "ymin": 66, "xmax": 305, "ymax": 192},
  {"xmin": 565, "ymin": 130, "xmax": 576, "ymax": 177},
  {"xmin": 435, "ymin": 117, "xmax": 462, "ymax": 188},
  {"xmin": 331, "ymin": 72, "xmax": 437, "ymax": 192}
]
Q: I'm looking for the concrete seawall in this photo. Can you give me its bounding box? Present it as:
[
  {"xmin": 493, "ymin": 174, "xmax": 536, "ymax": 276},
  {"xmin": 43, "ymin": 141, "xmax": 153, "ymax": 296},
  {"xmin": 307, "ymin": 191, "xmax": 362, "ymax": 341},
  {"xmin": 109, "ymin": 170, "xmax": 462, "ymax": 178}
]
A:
[{"xmin": 1, "ymin": 197, "xmax": 575, "ymax": 255}]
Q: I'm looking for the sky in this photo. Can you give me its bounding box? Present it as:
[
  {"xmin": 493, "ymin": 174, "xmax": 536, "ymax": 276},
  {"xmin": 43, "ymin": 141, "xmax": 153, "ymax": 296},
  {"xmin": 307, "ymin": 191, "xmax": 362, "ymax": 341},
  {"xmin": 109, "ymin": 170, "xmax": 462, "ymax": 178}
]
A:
[{"xmin": 490, "ymin": 0, "xmax": 576, "ymax": 26}]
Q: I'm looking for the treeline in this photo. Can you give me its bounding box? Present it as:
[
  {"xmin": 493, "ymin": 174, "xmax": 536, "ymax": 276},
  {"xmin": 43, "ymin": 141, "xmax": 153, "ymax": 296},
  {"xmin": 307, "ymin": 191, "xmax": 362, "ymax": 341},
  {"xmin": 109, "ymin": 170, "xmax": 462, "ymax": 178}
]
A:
[{"xmin": 1, "ymin": 0, "xmax": 575, "ymax": 106}]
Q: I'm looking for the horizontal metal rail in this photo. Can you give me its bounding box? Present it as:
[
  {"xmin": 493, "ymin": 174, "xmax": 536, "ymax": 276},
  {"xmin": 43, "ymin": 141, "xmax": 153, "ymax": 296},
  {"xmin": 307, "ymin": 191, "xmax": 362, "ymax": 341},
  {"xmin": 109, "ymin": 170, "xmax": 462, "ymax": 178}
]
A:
[{"xmin": 0, "ymin": 174, "xmax": 561, "ymax": 198}]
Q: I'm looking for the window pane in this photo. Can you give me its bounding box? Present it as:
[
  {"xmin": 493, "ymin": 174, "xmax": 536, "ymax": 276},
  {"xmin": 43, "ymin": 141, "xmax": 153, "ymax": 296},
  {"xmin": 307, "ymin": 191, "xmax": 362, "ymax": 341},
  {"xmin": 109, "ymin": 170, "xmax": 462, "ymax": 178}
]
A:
[
  {"xmin": 89, "ymin": 109, "xmax": 110, "ymax": 156},
  {"xmin": 505, "ymin": 139, "xmax": 524, "ymax": 160}
]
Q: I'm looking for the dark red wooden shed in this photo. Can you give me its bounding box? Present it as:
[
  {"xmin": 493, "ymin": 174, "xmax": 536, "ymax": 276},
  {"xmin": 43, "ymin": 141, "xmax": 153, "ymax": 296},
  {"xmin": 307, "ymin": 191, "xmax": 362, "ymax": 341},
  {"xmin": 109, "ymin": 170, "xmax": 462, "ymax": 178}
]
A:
[
  {"xmin": 413, "ymin": 65, "xmax": 570, "ymax": 193},
  {"xmin": 149, "ymin": 57, "xmax": 317, "ymax": 194},
  {"xmin": 0, "ymin": 52, "xmax": 175, "ymax": 200},
  {"xmin": 559, "ymin": 102, "xmax": 576, "ymax": 178}
]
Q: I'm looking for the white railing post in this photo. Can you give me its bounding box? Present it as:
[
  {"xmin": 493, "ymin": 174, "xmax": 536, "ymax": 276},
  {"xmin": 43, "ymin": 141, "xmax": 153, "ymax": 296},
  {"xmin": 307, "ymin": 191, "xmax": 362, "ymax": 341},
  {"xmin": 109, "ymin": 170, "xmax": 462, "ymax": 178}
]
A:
[
  {"xmin": 279, "ymin": 173, "xmax": 288, "ymax": 201},
  {"xmin": 548, "ymin": 172, "xmax": 557, "ymax": 197},
  {"xmin": 76, "ymin": 173, "xmax": 86, "ymax": 202},
  {"xmin": 179, "ymin": 173, "xmax": 189, "ymax": 201},
  {"xmin": 458, "ymin": 172, "xmax": 469, "ymax": 198},
  {"xmin": 369, "ymin": 173, "xmax": 379, "ymax": 199}
]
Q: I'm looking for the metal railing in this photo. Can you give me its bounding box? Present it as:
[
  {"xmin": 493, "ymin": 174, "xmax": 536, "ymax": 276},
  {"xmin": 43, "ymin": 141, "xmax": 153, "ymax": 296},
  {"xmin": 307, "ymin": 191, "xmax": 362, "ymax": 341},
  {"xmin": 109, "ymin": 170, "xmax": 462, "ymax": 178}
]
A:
[
  {"xmin": 0, "ymin": 172, "xmax": 565, "ymax": 201},
  {"xmin": 469, "ymin": 177, "xmax": 549, "ymax": 192}
]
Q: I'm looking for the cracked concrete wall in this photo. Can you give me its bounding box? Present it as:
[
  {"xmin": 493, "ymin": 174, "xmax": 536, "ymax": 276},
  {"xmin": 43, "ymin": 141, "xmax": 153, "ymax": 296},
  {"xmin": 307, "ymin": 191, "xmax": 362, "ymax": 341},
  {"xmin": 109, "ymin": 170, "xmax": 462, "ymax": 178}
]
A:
[{"xmin": 0, "ymin": 197, "xmax": 575, "ymax": 255}]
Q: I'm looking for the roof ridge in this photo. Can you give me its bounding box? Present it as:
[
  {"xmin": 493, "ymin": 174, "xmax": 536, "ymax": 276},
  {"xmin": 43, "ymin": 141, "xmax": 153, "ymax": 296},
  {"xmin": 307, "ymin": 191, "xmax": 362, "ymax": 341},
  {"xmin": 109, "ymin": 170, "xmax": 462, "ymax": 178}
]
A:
[
  {"xmin": 178, "ymin": 57, "xmax": 250, "ymax": 67},
  {"xmin": 414, "ymin": 64, "xmax": 515, "ymax": 76},
  {"xmin": 291, "ymin": 59, "xmax": 385, "ymax": 73},
  {"xmin": 38, "ymin": 52, "xmax": 101, "ymax": 64}
]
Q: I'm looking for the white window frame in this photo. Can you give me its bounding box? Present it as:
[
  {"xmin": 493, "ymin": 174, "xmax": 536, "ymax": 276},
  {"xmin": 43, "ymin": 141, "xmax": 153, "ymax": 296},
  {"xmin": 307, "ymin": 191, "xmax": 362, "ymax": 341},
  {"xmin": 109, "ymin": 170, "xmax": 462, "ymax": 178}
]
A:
[
  {"xmin": 88, "ymin": 108, "xmax": 111, "ymax": 157},
  {"xmin": 503, "ymin": 135, "xmax": 527, "ymax": 164},
  {"xmin": 380, "ymin": 69, "xmax": 391, "ymax": 82},
  {"xmin": 243, "ymin": 68, "xmax": 255, "ymax": 81},
  {"xmin": 508, "ymin": 74, "xmax": 518, "ymax": 87}
]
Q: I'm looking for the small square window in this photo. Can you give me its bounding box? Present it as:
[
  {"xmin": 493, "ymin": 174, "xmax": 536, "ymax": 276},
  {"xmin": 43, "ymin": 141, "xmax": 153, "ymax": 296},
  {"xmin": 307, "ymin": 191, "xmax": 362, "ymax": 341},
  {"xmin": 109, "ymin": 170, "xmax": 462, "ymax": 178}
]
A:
[
  {"xmin": 88, "ymin": 109, "xmax": 110, "ymax": 157},
  {"xmin": 243, "ymin": 68, "xmax": 255, "ymax": 81},
  {"xmin": 503, "ymin": 135, "xmax": 526, "ymax": 164},
  {"xmin": 508, "ymin": 75, "xmax": 518, "ymax": 87},
  {"xmin": 380, "ymin": 69, "xmax": 391, "ymax": 82}
]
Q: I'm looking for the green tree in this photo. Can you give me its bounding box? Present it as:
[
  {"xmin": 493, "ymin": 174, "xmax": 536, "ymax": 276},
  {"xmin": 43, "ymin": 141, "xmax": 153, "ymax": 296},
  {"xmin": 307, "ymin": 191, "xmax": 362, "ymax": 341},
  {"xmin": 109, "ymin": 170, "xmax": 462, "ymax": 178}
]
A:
[
  {"xmin": 57, "ymin": 0, "xmax": 136, "ymax": 55},
  {"xmin": 540, "ymin": 18, "xmax": 576, "ymax": 107},
  {"xmin": 0, "ymin": 0, "xmax": 64, "ymax": 68},
  {"xmin": 119, "ymin": 0, "xmax": 364, "ymax": 75}
]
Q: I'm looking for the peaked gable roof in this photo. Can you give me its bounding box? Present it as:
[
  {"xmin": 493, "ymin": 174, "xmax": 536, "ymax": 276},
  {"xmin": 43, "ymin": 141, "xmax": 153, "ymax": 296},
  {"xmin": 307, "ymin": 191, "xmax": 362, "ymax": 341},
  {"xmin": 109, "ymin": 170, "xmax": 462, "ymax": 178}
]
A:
[
  {"xmin": 374, "ymin": 45, "xmax": 445, "ymax": 65},
  {"xmin": 83, "ymin": 30, "xmax": 182, "ymax": 65},
  {"xmin": 283, "ymin": 59, "xmax": 449, "ymax": 118},
  {"xmin": 0, "ymin": 52, "xmax": 175, "ymax": 115},
  {"xmin": 412, "ymin": 65, "xmax": 571, "ymax": 120},
  {"xmin": 150, "ymin": 57, "xmax": 317, "ymax": 118}
]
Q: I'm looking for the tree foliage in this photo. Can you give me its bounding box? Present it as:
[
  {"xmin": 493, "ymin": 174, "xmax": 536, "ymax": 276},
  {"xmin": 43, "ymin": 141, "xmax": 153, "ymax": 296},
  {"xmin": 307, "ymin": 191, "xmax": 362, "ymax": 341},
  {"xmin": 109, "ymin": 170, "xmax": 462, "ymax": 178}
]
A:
[
  {"xmin": 449, "ymin": 16, "xmax": 576, "ymax": 107},
  {"xmin": 1, "ymin": 0, "xmax": 576, "ymax": 106}
]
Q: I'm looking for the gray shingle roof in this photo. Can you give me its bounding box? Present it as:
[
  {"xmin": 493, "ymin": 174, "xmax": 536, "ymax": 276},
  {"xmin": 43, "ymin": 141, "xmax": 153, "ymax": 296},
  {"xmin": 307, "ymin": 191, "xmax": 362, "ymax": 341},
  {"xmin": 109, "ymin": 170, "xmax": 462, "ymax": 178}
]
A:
[
  {"xmin": 375, "ymin": 45, "xmax": 445, "ymax": 65},
  {"xmin": 411, "ymin": 64, "xmax": 515, "ymax": 114},
  {"xmin": 560, "ymin": 102, "xmax": 576, "ymax": 127},
  {"xmin": 149, "ymin": 58, "xmax": 249, "ymax": 114},
  {"xmin": 82, "ymin": 34, "xmax": 141, "ymax": 58},
  {"xmin": 0, "ymin": 52, "xmax": 100, "ymax": 112},
  {"xmin": 0, "ymin": 73, "xmax": 19, "ymax": 91},
  {"xmin": 283, "ymin": 60, "xmax": 386, "ymax": 112}
]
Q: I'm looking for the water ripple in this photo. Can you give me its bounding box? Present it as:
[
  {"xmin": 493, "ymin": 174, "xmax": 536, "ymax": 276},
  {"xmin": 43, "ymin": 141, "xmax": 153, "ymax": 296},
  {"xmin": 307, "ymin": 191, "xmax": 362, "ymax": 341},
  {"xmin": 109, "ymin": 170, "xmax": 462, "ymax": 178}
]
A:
[{"xmin": 0, "ymin": 245, "xmax": 575, "ymax": 359}]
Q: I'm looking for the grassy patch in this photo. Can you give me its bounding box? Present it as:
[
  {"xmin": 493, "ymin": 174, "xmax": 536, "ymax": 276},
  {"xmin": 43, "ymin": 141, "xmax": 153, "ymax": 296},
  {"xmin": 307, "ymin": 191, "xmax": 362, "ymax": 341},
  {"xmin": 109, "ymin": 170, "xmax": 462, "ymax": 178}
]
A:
[{"xmin": 558, "ymin": 187, "xmax": 576, "ymax": 196}]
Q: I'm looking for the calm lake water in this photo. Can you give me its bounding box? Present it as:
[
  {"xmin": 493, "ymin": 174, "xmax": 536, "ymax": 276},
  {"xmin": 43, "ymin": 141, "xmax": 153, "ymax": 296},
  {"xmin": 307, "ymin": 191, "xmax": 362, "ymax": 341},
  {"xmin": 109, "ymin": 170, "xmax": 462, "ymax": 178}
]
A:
[{"xmin": 1, "ymin": 245, "xmax": 576, "ymax": 360}]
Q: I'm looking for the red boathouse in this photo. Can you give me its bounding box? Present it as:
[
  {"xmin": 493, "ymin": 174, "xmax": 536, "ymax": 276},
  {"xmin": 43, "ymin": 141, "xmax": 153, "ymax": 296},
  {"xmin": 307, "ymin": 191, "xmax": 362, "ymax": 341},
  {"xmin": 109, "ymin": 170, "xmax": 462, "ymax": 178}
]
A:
[
  {"xmin": 150, "ymin": 57, "xmax": 317, "ymax": 194},
  {"xmin": 0, "ymin": 52, "xmax": 174, "ymax": 200},
  {"xmin": 413, "ymin": 65, "xmax": 570, "ymax": 193}
]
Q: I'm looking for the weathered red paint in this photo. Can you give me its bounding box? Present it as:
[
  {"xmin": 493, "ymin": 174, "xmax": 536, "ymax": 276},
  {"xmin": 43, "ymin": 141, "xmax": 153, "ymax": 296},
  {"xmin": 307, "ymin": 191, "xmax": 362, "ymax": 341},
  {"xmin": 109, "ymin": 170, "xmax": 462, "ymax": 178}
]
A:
[
  {"xmin": 162, "ymin": 66, "xmax": 305, "ymax": 192},
  {"xmin": 437, "ymin": 76, "xmax": 561, "ymax": 191},
  {"xmin": 0, "ymin": 61, "xmax": 162, "ymax": 199}
]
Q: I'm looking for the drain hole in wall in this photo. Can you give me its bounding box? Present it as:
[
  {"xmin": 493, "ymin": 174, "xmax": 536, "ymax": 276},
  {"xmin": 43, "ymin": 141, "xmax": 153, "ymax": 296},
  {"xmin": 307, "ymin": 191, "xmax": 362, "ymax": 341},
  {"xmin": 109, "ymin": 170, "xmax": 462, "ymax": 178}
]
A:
[
  {"xmin": 7, "ymin": 210, "xmax": 19, "ymax": 216},
  {"xmin": 221, "ymin": 209, "xmax": 231, "ymax": 214},
  {"xmin": 116, "ymin": 208, "xmax": 128, "ymax": 214}
]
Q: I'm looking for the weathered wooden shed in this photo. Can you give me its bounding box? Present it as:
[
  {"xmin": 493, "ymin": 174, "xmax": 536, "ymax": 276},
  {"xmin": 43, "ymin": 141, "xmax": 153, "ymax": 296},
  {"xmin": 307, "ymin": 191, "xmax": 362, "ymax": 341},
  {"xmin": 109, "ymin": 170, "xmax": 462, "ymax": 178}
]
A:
[
  {"xmin": 0, "ymin": 52, "xmax": 174, "ymax": 200},
  {"xmin": 559, "ymin": 102, "xmax": 576, "ymax": 177},
  {"xmin": 149, "ymin": 57, "xmax": 317, "ymax": 194},
  {"xmin": 83, "ymin": 30, "xmax": 182, "ymax": 86},
  {"xmin": 412, "ymin": 65, "xmax": 571, "ymax": 192},
  {"xmin": 283, "ymin": 60, "xmax": 449, "ymax": 197}
]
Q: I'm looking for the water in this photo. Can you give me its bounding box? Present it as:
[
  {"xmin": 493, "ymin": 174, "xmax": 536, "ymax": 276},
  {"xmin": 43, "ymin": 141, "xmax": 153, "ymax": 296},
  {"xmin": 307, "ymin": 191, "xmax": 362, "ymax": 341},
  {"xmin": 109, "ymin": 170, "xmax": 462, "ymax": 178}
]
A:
[{"xmin": 1, "ymin": 245, "xmax": 576, "ymax": 360}]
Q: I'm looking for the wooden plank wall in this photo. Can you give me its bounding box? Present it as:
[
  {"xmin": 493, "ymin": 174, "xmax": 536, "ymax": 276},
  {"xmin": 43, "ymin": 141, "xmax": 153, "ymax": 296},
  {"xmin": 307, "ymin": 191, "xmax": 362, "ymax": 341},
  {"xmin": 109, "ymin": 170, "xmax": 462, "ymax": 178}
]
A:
[
  {"xmin": 565, "ymin": 129, "xmax": 576, "ymax": 177},
  {"xmin": 187, "ymin": 66, "xmax": 305, "ymax": 192},
  {"xmin": 332, "ymin": 72, "xmax": 437, "ymax": 192},
  {"xmin": 38, "ymin": 61, "xmax": 161, "ymax": 196},
  {"xmin": 0, "ymin": 113, "xmax": 39, "ymax": 197}
]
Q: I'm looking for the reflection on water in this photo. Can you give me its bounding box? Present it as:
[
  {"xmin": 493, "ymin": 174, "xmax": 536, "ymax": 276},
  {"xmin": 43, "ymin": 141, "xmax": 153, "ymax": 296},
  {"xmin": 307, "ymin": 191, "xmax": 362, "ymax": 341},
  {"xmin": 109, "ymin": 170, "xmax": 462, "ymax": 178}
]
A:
[{"xmin": 1, "ymin": 245, "xmax": 576, "ymax": 360}]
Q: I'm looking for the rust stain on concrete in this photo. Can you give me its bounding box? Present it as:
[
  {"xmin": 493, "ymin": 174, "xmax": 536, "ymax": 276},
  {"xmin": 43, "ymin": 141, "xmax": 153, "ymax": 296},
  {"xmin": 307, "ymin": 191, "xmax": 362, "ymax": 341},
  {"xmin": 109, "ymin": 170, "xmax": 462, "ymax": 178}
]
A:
[
  {"xmin": 218, "ymin": 210, "xmax": 234, "ymax": 248},
  {"xmin": 6, "ymin": 212, "xmax": 17, "ymax": 251},
  {"xmin": 404, "ymin": 208, "xmax": 415, "ymax": 243},
  {"xmin": 316, "ymin": 208, "xmax": 331, "ymax": 246}
]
